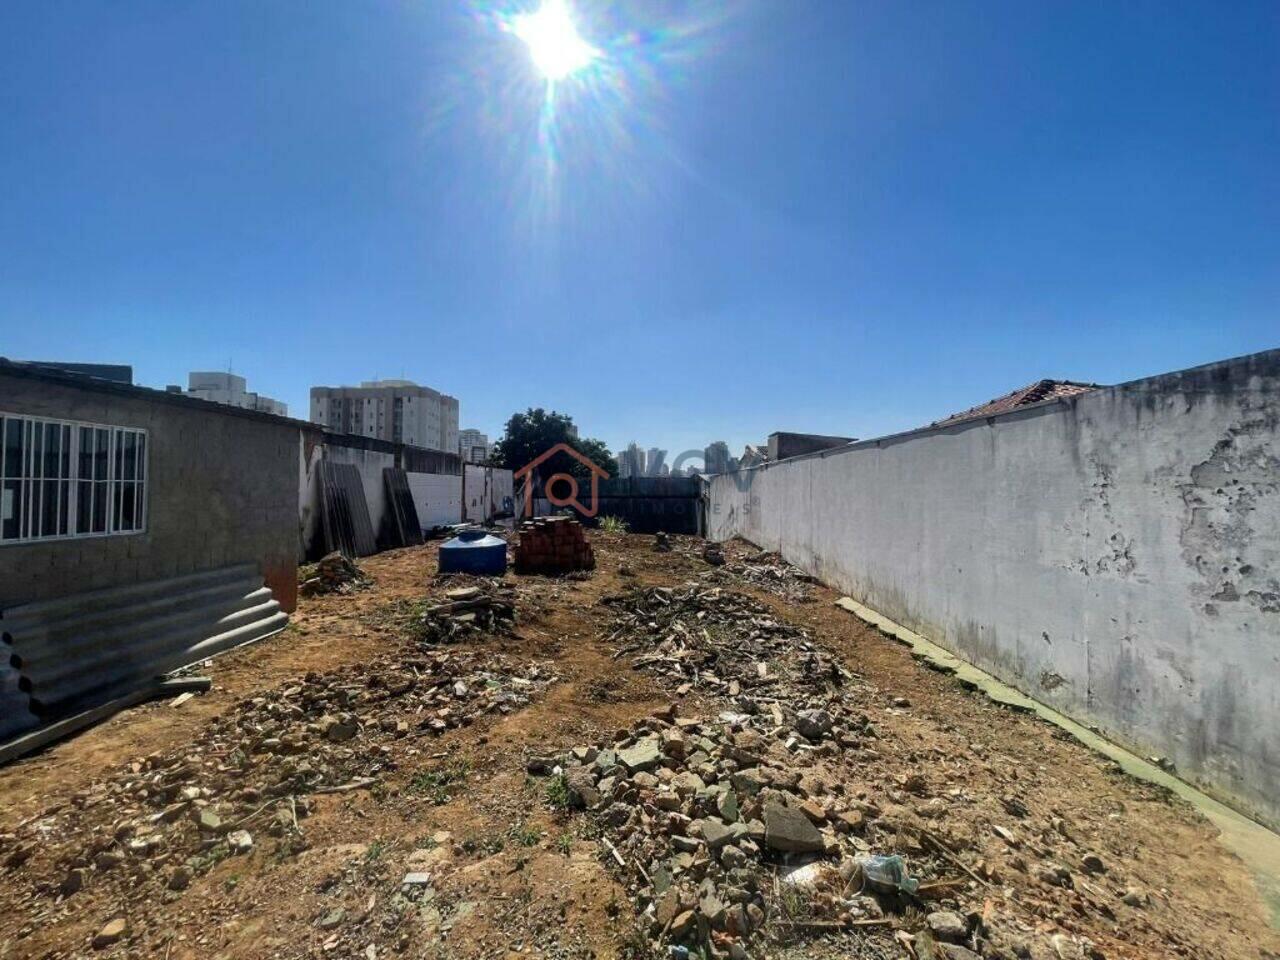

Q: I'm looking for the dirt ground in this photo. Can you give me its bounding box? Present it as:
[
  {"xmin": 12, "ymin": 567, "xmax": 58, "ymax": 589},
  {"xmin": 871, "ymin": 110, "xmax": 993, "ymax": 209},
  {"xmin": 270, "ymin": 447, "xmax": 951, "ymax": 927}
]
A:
[{"xmin": 1, "ymin": 532, "xmax": 1276, "ymax": 960}]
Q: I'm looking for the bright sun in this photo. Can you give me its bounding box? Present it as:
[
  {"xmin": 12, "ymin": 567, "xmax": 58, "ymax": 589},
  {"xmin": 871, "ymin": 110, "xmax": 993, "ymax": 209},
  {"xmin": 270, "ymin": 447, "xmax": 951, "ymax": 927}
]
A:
[{"xmin": 512, "ymin": 0, "xmax": 599, "ymax": 81}]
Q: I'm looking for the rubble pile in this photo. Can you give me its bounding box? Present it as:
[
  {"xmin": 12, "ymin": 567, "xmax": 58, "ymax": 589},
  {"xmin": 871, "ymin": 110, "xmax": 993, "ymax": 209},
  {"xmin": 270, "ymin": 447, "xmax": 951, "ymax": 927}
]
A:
[
  {"xmin": 4, "ymin": 649, "xmax": 555, "ymax": 923},
  {"xmin": 603, "ymin": 585, "xmax": 849, "ymax": 705},
  {"xmin": 718, "ymin": 551, "xmax": 816, "ymax": 602},
  {"xmin": 414, "ymin": 584, "xmax": 517, "ymax": 644},
  {"xmin": 299, "ymin": 551, "xmax": 370, "ymax": 597},
  {"xmin": 540, "ymin": 705, "xmax": 983, "ymax": 959},
  {"xmin": 514, "ymin": 517, "xmax": 596, "ymax": 574}
]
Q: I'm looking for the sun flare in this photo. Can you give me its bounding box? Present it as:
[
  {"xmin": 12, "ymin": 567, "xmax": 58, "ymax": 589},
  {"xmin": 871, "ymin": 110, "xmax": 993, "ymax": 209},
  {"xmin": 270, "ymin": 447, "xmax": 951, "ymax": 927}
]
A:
[{"xmin": 512, "ymin": 0, "xmax": 599, "ymax": 81}]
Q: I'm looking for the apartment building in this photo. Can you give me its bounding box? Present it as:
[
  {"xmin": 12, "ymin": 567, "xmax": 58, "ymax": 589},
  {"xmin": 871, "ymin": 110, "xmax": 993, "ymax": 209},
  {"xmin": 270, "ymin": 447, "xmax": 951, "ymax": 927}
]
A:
[
  {"xmin": 458, "ymin": 428, "xmax": 492, "ymax": 464},
  {"xmin": 310, "ymin": 380, "xmax": 459, "ymax": 453},
  {"xmin": 184, "ymin": 372, "xmax": 288, "ymax": 417}
]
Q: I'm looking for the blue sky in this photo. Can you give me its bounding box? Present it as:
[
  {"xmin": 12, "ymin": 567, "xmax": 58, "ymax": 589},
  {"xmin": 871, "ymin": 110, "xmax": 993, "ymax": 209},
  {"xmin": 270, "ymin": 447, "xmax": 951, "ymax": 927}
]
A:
[{"xmin": 2, "ymin": 1, "xmax": 1276, "ymax": 458}]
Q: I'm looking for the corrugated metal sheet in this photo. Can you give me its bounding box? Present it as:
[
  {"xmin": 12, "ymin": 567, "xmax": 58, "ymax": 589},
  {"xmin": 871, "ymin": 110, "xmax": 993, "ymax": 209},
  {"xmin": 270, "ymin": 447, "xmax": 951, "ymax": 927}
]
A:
[
  {"xmin": 319, "ymin": 461, "xmax": 378, "ymax": 557},
  {"xmin": 382, "ymin": 467, "xmax": 424, "ymax": 548},
  {"xmin": 0, "ymin": 662, "xmax": 36, "ymax": 740},
  {"xmin": 2, "ymin": 564, "xmax": 288, "ymax": 723},
  {"xmin": 407, "ymin": 472, "xmax": 461, "ymax": 530}
]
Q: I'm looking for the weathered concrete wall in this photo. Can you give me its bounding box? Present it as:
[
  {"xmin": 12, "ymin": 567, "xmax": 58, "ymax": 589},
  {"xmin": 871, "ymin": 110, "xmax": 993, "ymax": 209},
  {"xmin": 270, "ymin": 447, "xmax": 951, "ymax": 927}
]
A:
[
  {"xmin": 0, "ymin": 369, "xmax": 301, "ymax": 612},
  {"xmin": 707, "ymin": 350, "xmax": 1280, "ymax": 827}
]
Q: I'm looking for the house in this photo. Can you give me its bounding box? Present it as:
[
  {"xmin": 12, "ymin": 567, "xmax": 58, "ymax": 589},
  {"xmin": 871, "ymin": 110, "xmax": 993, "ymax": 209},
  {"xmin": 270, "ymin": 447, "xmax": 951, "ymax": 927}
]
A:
[{"xmin": 0, "ymin": 359, "xmax": 304, "ymax": 743}]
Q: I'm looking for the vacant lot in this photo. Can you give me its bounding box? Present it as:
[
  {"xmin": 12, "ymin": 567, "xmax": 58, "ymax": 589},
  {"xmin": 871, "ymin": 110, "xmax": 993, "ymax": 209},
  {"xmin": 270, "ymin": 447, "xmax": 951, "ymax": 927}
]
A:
[{"xmin": 1, "ymin": 532, "xmax": 1275, "ymax": 960}]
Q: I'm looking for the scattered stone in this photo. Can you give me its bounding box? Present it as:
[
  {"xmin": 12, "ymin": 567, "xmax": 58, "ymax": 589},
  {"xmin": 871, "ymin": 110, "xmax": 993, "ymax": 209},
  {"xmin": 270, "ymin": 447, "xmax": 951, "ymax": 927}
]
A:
[
  {"xmin": 60, "ymin": 868, "xmax": 87, "ymax": 896},
  {"xmin": 618, "ymin": 738, "xmax": 662, "ymax": 774},
  {"xmin": 795, "ymin": 708, "xmax": 833, "ymax": 741},
  {"xmin": 927, "ymin": 910, "xmax": 968, "ymax": 943},
  {"xmin": 1122, "ymin": 886, "xmax": 1148, "ymax": 907},
  {"xmin": 227, "ymin": 830, "xmax": 254, "ymax": 854},
  {"xmin": 167, "ymin": 866, "xmax": 192, "ymax": 891},
  {"xmin": 92, "ymin": 918, "xmax": 128, "ymax": 950},
  {"xmin": 763, "ymin": 803, "xmax": 824, "ymax": 853}
]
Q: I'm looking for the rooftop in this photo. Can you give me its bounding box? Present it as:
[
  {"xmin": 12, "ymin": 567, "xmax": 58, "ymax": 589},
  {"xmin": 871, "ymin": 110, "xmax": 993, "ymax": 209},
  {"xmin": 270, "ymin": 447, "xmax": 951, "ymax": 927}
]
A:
[{"xmin": 934, "ymin": 379, "xmax": 1101, "ymax": 426}]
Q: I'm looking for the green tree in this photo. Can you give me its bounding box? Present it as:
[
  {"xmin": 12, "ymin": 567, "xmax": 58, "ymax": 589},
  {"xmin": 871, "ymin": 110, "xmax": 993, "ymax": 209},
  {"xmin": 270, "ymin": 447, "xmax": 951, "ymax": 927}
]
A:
[{"xmin": 492, "ymin": 408, "xmax": 617, "ymax": 482}]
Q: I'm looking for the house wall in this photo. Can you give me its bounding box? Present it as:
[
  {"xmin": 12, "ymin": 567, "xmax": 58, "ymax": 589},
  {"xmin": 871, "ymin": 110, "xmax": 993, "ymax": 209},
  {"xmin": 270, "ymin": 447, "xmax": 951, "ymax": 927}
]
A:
[
  {"xmin": 0, "ymin": 369, "xmax": 301, "ymax": 612},
  {"xmin": 706, "ymin": 350, "xmax": 1280, "ymax": 828}
]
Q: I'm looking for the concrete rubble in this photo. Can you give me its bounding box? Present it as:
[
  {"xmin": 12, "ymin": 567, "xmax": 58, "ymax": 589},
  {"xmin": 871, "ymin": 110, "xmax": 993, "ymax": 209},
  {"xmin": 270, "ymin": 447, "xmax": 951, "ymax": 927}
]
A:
[
  {"xmin": 414, "ymin": 582, "xmax": 517, "ymax": 644},
  {"xmin": 602, "ymin": 584, "xmax": 849, "ymax": 701},
  {"xmin": 299, "ymin": 551, "xmax": 371, "ymax": 597},
  {"xmin": 1, "ymin": 646, "xmax": 555, "ymax": 949},
  {"xmin": 1, "ymin": 536, "xmax": 1271, "ymax": 960},
  {"xmin": 521, "ymin": 580, "xmax": 1119, "ymax": 959},
  {"xmin": 711, "ymin": 547, "xmax": 817, "ymax": 602}
]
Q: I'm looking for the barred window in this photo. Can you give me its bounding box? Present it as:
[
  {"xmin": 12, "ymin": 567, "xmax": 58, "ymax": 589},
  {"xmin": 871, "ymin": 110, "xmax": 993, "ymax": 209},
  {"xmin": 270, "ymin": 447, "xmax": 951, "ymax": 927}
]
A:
[{"xmin": 0, "ymin": 413, "xmax": 147, "ymax": 544}]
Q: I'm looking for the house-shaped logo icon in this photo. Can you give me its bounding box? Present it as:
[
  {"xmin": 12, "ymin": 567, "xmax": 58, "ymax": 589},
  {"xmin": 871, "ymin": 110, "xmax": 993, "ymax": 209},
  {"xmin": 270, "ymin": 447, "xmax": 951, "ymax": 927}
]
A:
[{"xmin": 514, "ymin": 443, "xmax": 609, "ymax": 518}]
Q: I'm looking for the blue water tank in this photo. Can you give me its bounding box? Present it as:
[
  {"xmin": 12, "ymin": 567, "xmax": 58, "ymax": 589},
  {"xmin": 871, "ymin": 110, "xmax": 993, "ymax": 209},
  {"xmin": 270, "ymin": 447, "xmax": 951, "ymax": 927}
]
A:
[{"xmin": 438, "ymin": 529, "xmax": 509, "ymax": 575}]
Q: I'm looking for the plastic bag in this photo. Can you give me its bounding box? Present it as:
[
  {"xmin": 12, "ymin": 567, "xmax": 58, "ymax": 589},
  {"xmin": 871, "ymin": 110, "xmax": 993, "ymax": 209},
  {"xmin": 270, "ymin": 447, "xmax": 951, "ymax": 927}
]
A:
[{"xmin": 856, "ymin": 854, "xmax": 920, "ymax": 894}]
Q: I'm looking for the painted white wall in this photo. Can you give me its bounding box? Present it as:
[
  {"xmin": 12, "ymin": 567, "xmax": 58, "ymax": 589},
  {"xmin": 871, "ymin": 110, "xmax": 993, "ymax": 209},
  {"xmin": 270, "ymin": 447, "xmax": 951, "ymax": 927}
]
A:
[
  {"xmin": 463, "ymin": 466, "xmax": 516, "ymax": 522},
  {"xmin": 707, "ymin": 350, "xmax": 1280, "ymax": 828},
  {"xmin": 408, "ymin": 472, "xmax": 462, "ymax": 530}
]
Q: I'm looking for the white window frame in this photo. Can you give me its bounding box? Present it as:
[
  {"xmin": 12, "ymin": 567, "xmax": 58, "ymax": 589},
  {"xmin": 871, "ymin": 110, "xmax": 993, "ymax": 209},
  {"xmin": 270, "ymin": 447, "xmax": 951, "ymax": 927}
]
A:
[{"xmin": 0, "ymin": 412, "xmax": 148, "ymax": 546}]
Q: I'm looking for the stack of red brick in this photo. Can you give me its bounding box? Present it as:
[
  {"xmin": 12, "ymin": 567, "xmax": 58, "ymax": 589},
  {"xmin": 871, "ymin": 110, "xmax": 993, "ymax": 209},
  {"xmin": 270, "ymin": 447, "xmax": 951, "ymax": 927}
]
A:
[{"xmin": 514, "ymin": 516, "xmax": 595, "ymax": 574}]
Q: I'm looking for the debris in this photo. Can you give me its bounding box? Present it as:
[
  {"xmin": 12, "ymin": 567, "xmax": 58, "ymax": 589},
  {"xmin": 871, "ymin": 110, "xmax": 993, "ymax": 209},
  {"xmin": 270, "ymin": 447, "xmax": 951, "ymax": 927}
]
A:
[
  {"xmin": 858, "ymin": 854, "xmax": 921, "ymax": 895},
  {"xmin": 708, "ymin": 546, "xmax": 816, "ymax": 602},
  {"xmin": 414, "ymin": 582, "xmax": 516, "ymax": 644},
  {"xmin": 701, "ymin": 543, "xmax": 725, "ymax": 566},
  {"xmin": 602, "ymin": 584, "xmax": 850, "ymax": 706},
  {"xmin": 299, "ymin": 552, "xmax": 371, "ymax": 597}
]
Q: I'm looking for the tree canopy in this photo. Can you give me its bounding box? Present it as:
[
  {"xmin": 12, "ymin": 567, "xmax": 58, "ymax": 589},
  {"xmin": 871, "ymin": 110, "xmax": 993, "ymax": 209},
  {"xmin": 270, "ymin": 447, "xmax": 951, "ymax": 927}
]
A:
[{"xmin": 492, "ymin": 408, "xmax": 618, "ymax": 483}]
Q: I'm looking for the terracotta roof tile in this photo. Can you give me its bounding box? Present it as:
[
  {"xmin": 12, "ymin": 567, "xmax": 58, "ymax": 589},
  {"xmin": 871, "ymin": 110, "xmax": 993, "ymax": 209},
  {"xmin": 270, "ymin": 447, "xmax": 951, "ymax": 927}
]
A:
[{"xmin": 934, "ymin": 379, "xmax": 1100, "ymax": 426}]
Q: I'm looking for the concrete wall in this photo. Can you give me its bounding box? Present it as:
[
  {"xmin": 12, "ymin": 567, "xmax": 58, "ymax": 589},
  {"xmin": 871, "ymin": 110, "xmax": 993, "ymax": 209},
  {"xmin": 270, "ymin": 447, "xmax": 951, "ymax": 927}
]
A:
[
  {"xmin": 707, "ymin": 350, "xmax": 1280, "ymax": 827},
  {"xmin": 408, "ymin": 472, "xmax": 462, "ymax": 529},
  {"xmin": 0, "ymin": 368, "xmax": 302, "ymax": 612},
  {"xmin": 463, "ymin": 466, "xmax": 515, "ymax": 523}
]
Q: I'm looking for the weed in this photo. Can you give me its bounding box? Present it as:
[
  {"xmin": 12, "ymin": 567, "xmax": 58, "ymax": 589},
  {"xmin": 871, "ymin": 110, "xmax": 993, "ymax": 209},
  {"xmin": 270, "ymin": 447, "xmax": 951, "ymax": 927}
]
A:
[
  {"xmin": 600, "ymin": 516, "xmax": 629, "ymax": 534},
  {"xmin": 544, "ymin": 773, "xmax": 570, "ymax": 811},
  {"xmin": 365, "ymin": 840, "xmax": 387, "ymax": 863},
  {"xmin": 510, "ymin": 822, "xmax": 542, "ymax": 847},
  {"xmin": 188, "ymin": 842, "xmax": 231, "ymax": 875},
  {"xmin": 409, "ymin": 760, "xmax": 472, "ymax": 805},
  {"xmin": 460, "ymin": 833, "xmax": 506, "ymax": 857},
  {"xmin": 556, "ymin": 832, "xmax": 573, "ymax": 856}
]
